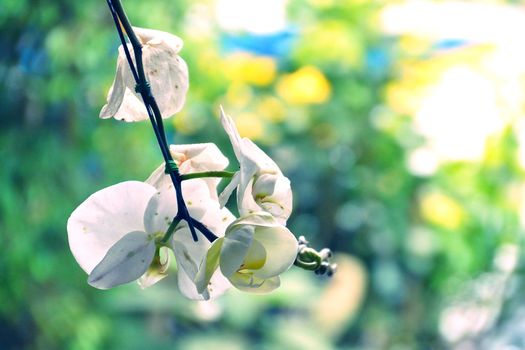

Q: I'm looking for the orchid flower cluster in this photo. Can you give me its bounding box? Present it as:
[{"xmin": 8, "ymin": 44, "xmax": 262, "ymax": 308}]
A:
[{"xmin": 67, "ymin": 0, "xmax": 335, "ymax": 301}]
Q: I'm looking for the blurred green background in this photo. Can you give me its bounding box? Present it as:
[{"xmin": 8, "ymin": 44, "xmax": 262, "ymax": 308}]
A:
[{"xmin": 2, "ymin": 0, "xmax": 525, "ymax": 349}]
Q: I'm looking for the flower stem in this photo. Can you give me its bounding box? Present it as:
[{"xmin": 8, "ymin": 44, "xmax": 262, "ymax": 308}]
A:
[
  {"xmin": 180, "ymin": 171, "xmax": 235, "ymax": 181},
  {"xmin": 105, "ymin": 0, "xmax": 218, "ymax": 243},
  {"xmin": 294, "ymin": 236, "xmax": 337, "ymax": 276}
]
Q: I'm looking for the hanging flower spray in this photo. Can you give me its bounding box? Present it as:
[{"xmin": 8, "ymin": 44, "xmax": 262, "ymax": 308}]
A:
[{"xmin": 67, "ymin": 0, "xmax": 336, "ymax": 300}]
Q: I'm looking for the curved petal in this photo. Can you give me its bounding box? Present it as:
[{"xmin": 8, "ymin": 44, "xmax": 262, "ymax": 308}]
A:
[
  {"xmin": 111, "ymin": 89, "xmax": 150, "ymax": 122},
  {"xmin": 67, "ymin": 181, "xmax": 156, "ymax": 273},
  {"xmin": 195, "ymin": 238, "xmax": 223, "ymax": 294},
  {"xmin": 218, "ymin": 171, "xmax": 240, "ymax": 207},
  {"xmin": 134, "ymin": 27, "xmax": 183, "ymax": 52},
  {"xmin": 220, "ymin": 107, "xmax": 243, "ymax": 160},
  {"xmin": 141, "ymin": 36, "xmax": 188, "ymax": 119},
  {"xmin": 241, "ymin": 138, "xmax": 279, "ymax": 173},
  {"xmin": 198, "ymin": 200, "xmax": 236, "ymax": 238},
  {"xmin": 252, "ymin": 225, "xmax": 298, "ymax": 279},
  {"xmin": 241, "ymin": 239, "xmax": 266, "ymax": 270},
  {"xmin": 238, "ymin": 177, "xmax": 263, "ymax": 217},
  {"xmin": 177, "ymin": 266, "xmax": 209, "ymax": 300},
  {"xmin": 253, "ymin": 174, "xmax": 293, "ymax": 224},
  {"xmin": 138, "ymin": 246, "xmax": 171, "ymax": 289},
  {"xmin": 220, "ymin": 224, "xmax": 254, "ymax": 277},
  {"xmin": 143, "ymin": 177, "xmax": 212, "ymax": 234},
  {"xmin": 99, "ymin": 52, "xmax": 127, "ymax": 119},
  {"xmin": 171, "ymin": 199, "xmax": 233, "ymax": 280},
  {"xmin": 88, "ymin": 231, "xmax": 155, "ymax": 289},
  {"xmin": 229, "ymin": 273, "xmax": 280, "ymax": 293},
  {"xmin": 229, "ymin": 212, "xmax": 280, "ymax": 231},
  {"xmin": 172, "ymin": 231, "xmax": 204, "ymax": 278},
  {"xmin": 147, "ymin": 143, "xmax": 229, "ymax": 201},
  {"xmin": 178, "ymin": 263, "xmax": 231, "ymax": 301},
  {"xmin": 110, "ymin": 45, "xmax": 149, "ymax": 122},
  {"xmin": 102, "ymin": 27, "xmax": 189, "ymax": 122},
  {"xmin": 169, "ymin": 143, "xmax": 229, "ymax": 174}
]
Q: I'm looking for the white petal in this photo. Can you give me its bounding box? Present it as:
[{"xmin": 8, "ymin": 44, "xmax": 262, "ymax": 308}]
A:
[
  {"xmin": 138, "ymin": 246, "xmax": 171, "ymax": 288},
  {"xmin": 253, "ymin": 225, "xmax": 298, "ymax": 279},
  {"xmin": 102, "ymin": 27, "xmax": 189, "ymax": 122},
  {"xmin": 134, "ymin": 27, "xmax": 183, "ymax": 52},
  {"xmin": 169, "ymin": 143, "xmax": 229, "ymax": 174},
  {"xmin": 88, "ymin": 231, "xmax": 156, "ymax": 289},
  {"xmin": 147, "ymin": 143, "xmax": 229, "ymax": 201},
  {"xmin": 143, "ymin": 179, "xmax": 178, "ymax": 235},
  {"xmin": 109, "ymin": 45, "xmax": 150, "ymax": 122},
  {"xmin": 241, "ymin": 138, "xmax": 279, "ymax": 173},
  {"xmin": 171, "ymin": 200, "xmax": 234, "ymax": 279},
  {"xmin": 241, "ymin": 239, "xmax": 267, "ymax": 270},
  {"xmin": 143, "ymin": 177, "xmax": 211, "ymax": 234},
  {"xmin": 220, "ymin": 224, "xmax": 254, "ymax": 277},
  {"xmin": 144, "ymin": 162, "xmax": 165, "ymax": 189},
  {"xmin": 67, "ymin": 181, "xmax": 156, "ymax": 274},
  {"xmin": 177, "ymin": 266, "xmax": 209, "ymax": 300},
  {"xmin": 230, "ymin": 212, "xmax": 280, "ymax": 229},
  {"xmin": 177, "ymin": 267, "xmax": 231, "ymax": 301},
  {"xmin": 218, "ymin": 171, "xmax": 240, "ymax": 207},
  {"xmin": 172, "ymin": 234, "xmax": 203, "ymax": 278},
  {"xmin": 138, "ymin": 30, "xmax": 188, "ymax": 119},
  {"xmin": 253, "ymin": 174, "xmax": 293, "ymax": 224},
  {"xmin": 198, "ymin": 200, "xmax": 236, "ymax": 237},
  {"xmin": 229, "ymin": 273, "xmax": 280, "ymax": 293},
  {"xmin": 146, "ymin": 51, "xmax": 189, "ymax": 118},
  {"xmin": 195, "ymin": 238, "xmax": 223, "ymax": 293},
  {"xmin": 99, "ymin": 52, "xmax": 127, "ymax": 119},
  {"xmin": 238, "ymin": 177, "xmax": 263, "ymax": 217},
  {"xmin": 220, "ymin": 107, "xmax": 243, "ymax": 160}
]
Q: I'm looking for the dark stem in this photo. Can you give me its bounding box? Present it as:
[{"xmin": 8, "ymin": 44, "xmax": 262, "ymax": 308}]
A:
[{"xmin": 106, "ymin": 0, "xmax": 218, "ymax": 243}]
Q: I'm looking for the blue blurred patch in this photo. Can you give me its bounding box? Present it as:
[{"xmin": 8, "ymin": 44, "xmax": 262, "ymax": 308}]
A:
[
  {"xmin": 432, "ymin": 38, "xmax": 470, "ymax": 51},
  {"xmin": 220, "ymin": 28, "xmax": 298, "ymax": 58}
]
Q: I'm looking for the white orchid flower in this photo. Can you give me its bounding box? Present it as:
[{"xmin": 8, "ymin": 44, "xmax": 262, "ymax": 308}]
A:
[
  {"xmin": 67, "ymin": 180, "xmax": 234, "ymax": 300},
  {"xmin": 146, "ymin": 143, "xmax": 229, "ymax": 200},
  {"xmin": 100, "ymin": 27, "xmax": 189, "ymax": 122},
  {"xmin": 219, "ymin": 108, "xmax": 293, "ymax": 224},
  {"xmin": 195, "ymin": 212, "xmax": 298, "ymax": 294}
]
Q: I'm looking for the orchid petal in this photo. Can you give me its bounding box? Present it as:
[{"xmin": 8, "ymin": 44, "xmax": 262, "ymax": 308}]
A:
[
  {"xmin": 241, "ymin": 239, "xmax": 266, "ymax": 270},
  {"xmin": 252, "ymin": 225, "xmax": 298, "ymax": 279},
  {"xmin": 100, "ymin": 27, "xmax": 188, "ymax": 122},
  {"xmin": 138, "ymin": 247, "xmax": 171, "ymax": 289},
  {"xmin": 88, "ymin": 231, "xmax": 155, "ymax": 289},
  {"xmin": 220, "ymin": 107, "xmax": 243, "ymax": 160},
  {"xmin": 143, "ymin": 178, "xmax": 211, "ymax": 234},
  {"xmin": 220, "ymin": 225, "xmax": 254, "ymax": 277},
  {"xmin": 253, "ymin": 174, "xmax": 293, "ymax": 224},
  {"xmin": 67, "ymin": 181, "xmax": 156, "ymax": 274},
  {"xmin": 229, "ymin": 274, "xmax": 280, "ymax": 293},
  {"xmin": 195, "ymin": 238, "xmax": 223, "ymax": 294},
  {"xmin": 99, "ymin": 52, "xmax": 127, "ymax": 119},
  {"xmin": 218, "ymin": 171, "xmax": 240, "ymax": 207}
]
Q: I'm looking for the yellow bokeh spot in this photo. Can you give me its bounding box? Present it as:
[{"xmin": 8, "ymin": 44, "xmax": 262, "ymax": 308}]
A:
[
  {"xmin": 226, "ymin": 82, "xmax": 254, "ymax": 108},
  {"xmin": 224, "ymin": 53, "xmax": 277, "ymax": 87},
  {"xmin": 256, "ymin": 96, "xmax": 286, "ymax": 123},
  {"xmin": 170, "ymin": 111, "xmax": 205, "ymax": 135},
  {"xmin": 420, "ymin": 191, "xmax": 465, "ymax": 230},
  {"xmin": 234, "ymin": 112, "xmax": 265, "ymax": 140},
  {"xmin": 277, "ymin": 66, "xmax": 331, "ymax": 105}
]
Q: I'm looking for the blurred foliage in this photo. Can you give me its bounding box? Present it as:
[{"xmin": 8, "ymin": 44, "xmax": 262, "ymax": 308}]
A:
[{"xmin": 1, "ymin": 0, "xmax": 524, "ymax": 349}]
